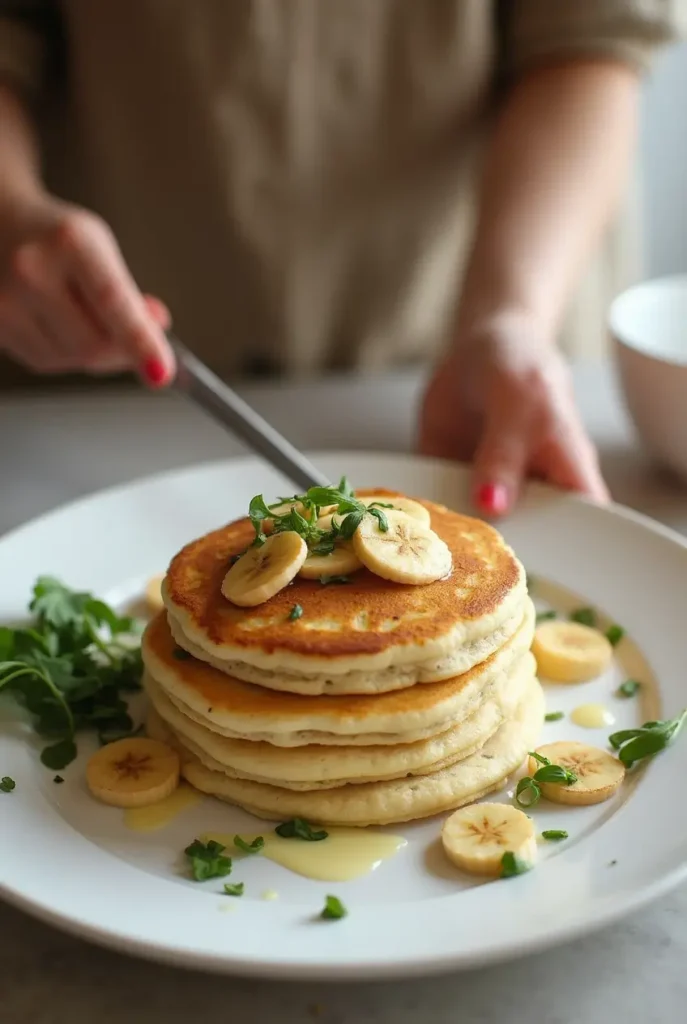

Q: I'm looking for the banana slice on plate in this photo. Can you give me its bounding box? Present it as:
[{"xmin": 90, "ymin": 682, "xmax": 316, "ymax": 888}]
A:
[
  {"xmin": 529, "ymin": 741, "xmax": 625, "ymax": 806},
  {"xmin": 532, "ymin": 620, "xmax": 613, "ymax": 682},
  {"xmin": 352, "ymin": 509, "xmax": 452, "ymax": 585},
  {"xmin": 145, "ymin": 574, "xmax": 165, "ymax": 613},
  {"xmin": 299, "ymin": 512, "xmax": 362, "ymax": 579},
  {"xmin": 86, "ymin": 737, "xmax": 180, "ymax": 808},
  {"xmin": 359, "ymin": 495, "xmax": 431, "ymax": 527},
  {"xmin": 441, "ymin": 802, "xmax": 537, "ymax": 877},
  {"xmin": 222, "ymin": 532, "xmax": 307, "ymax": 606}
]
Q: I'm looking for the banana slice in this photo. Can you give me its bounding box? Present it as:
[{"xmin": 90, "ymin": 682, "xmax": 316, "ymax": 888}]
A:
[
  {"xmin": 529, "ymin": 741, "xmax": 625, "ymax": 806},
  {"xmin": 441, "ymin": 802, "xmax": 537, "ymax": 877},
  {"xmin": 86, "ymin": 737, "xmax": 180, "ymax": 808},
  {"xmin": 145, "ymin": 574, "xmax": 165, "ymax": 613},
  {"xmin": 222, "ymin": 532, "xmax": 307, "ymax": 606},
  {"xmin": 352, "ymin": 509, "xmax": 451, "ymax": 585},
  {"xmin": 299, "ymin": 512, "xmax": 362, "ymax": 579},
  {"xmin": 359, "ymin": 495, "xmax": 431, "ymax": 527},
  {"xmin": 532, "ymin": 620, "xmax": 613, "ymax": 683}
]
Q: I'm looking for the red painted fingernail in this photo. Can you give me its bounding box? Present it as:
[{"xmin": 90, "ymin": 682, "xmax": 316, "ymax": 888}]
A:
[
  {"xmin": 476, "ymin": 482, "xmax": 509, "ymax": 516},
  {"xmin": 143, "ymin": 357, "xmax": 168, "ymax": 387}
]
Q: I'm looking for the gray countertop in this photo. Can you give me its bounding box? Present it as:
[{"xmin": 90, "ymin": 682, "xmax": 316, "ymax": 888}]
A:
[{"xmin": 2, "ymin": 362, "xmax": 686, "ymax": 1024}]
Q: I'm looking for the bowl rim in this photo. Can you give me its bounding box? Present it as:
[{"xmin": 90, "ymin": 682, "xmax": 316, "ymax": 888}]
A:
[{"xmin": 609, "ymin": 273, "xmax": 687, "ymax": 368}]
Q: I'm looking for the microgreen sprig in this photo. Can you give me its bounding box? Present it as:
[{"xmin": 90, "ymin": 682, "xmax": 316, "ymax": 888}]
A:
[{"xmin": 609, "ymin": 710, "xmax": 687, "ymax": 768}]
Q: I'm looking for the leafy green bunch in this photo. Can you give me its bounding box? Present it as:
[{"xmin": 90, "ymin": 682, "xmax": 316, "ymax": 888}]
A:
[
  {"xmin": 247, "ymin": 476, "xmax": 390, "ymax": 552},
  {"xmin": 0, "ymin": 577, "xmax": 143, "ymax": 769}
]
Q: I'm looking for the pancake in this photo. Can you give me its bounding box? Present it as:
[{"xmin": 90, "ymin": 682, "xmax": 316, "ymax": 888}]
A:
[
  {"xmin": 168, "ymin": 603, "xmax": 526, "ymax": 695},
  {"xmin": 146, "ymin": 675, "xmax": 545, "ymax": 826},
  {"xmin": 144, "ymin": 652, "xmax": 535, "ymax": 789},
  {"xmin": 163, "ymin": 491, "xmax": 526, "ymax": 684},
  {"xmin": 142, "ymin": 600, "xmax": 535, "ymax": 746}
]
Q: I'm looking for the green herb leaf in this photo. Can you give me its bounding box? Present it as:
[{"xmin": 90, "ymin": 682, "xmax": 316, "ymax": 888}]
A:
[
  {"xmin": 223, "ymin": 882, "xmax": 245, "ymax": 897},
  {"xmin": 570, "ymin": 607, "xmax": 596, "ymax": 627},
  {"xmin": 541, "ymin": 830, "xmax": 568, "ymax": 841},
  {"xmin": 616, "ymin": 679, "xmax": 641, "ymax": 699},
  {"xmin": 606, "ymin": 624, "xmax": 625, "ymax": 646},
  {"xmin": 500, "ymin": 851, "xmax": 532, "ymax": 878},
  {"xmin": 536, "ymin": 610, "xmax": 557, "ymax": 624},
  {"xmin": 368, "ymin": 507, "xmax": 389, "ymax": 532},
  {"xmin": 184, "ymin": 839, "xmax": 233, "ymax": 881},
  {"xmin": 319, "ymin": 575, "xmax": 351, "ymax": 586},
  {"xmin": 544, "ymin": 711, "xmax": 565, "ymax": 722},
  {"xmin": 528, "ymin": 750, "xmax": 551, "ymax": 766},
  {"xmin": 0, "ymin": 776, "xmax": 15, "ymax": 792},
  {"xmin": 275, "ymin": 818, "xmax": 328, "ymax": 841},
  {"xmin": 338, "ymin": 510, "xmax": 364, "ymax": 540},
  {"xmin": 288, "ymin": 605, "xmax": 303, "ymax": 622},
  {"xmin": 234, "ymin": 835, "xmax": 265, "ymax": 854},
  {"xmin": 609, "ymin": 710, "xmax": 687, "ymax": 767},
  {"xmin": 53, "ymin": 775, "xmax": 64, "ymax": 784},
  {"xmin": 40, "ymin": 739, "xmax": 78, "ymax": 770},
  {"xmin": 515, "ymin": 777, "xmax": 541, "ymax": 808},
  {"xmin": 533, "ymin": 764, "xmax": 577, "ymax": 786},
  {"xmin": 321, "ymin": 895, "xmax": 347, "ymax": 920}
]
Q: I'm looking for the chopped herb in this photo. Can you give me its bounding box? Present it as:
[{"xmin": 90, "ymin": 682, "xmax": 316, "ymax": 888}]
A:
[
  {"xmin": 288, "ymin": 605, "xmax": 303, "ymax": 622},
  {"xmin": 533, "ymin": 764, "xmax": 577, "ymax": 786},
  {"xmin": 0, "ymin": 776, "xmax": 15, "ymax": 793},
  {"xmin": 536, "ymin": 610, "xmax": 557, "ymax": 624},
  {"xmin": 544, "ymin": 711, "xmax": 565, "ymax": 722},
  {"xmin": 172, "ymin": 647, "xmax": 191, "ymax": 660},
  {"xmin": 321, "ymin": 895, "xmax": 347, "ymax": 920},
  {"xmin": 616, "ymin": 679, "xmax": 641, "ymax": 699},
  {"xmin": 275, "ymin": 818, "xmax": 328, "ymax": 841},
  {"xmin": 0, "ymin": 577, "xmax": 143, "ymax": 768},
  {"xmin": 319, "ymin": 576, "xmax": 351, "ymax": 586},
  {"xmin": 223, "ymin": 882, "xmax": 245, "ymax": 897},
  {"xmin": 500, "ymin": 851, "xmax": 532, "ymax": 878},
  {"xmin": 529, "ymin": 750, "xmax": 551, "ymax": 767},
  {"xmin": 570, "ymin": 607, "xmax": 596, "ymax": 627},
  {"xmin": 541, "ymin": 830, "xmax": 568, "ymax": 841},
  {"xmin": 608, "ymin": 710, "xmax": 687, "ymax": 768},
  {"xmin": 53, "ymin": 775, "xmax": 64, "ymax": 784},
  {"xmin": 606, "ymin": 624, "xmax": 625, "ymax": 646},
  {"xmin": 184, "ymin": 839, "xmax": 232, "ymax": 881},
  {"xmin": 515, "ymin": 777, "xmax": 541, "ymax": 808},
  {"xmin": 234, "ymin": 835, "xmax": 265, "ymax": 854}
]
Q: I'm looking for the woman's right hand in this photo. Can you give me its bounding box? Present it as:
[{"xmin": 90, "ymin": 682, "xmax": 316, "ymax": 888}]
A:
[{"xmin": 0, "ymin": 195, "xmax": 174, "ymax": 385}]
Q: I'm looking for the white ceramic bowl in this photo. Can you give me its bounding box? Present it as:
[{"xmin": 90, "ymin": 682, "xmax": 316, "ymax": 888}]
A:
[{"xmin": 610, "ymin": 275, "xmax": 687, "ymax": 480}]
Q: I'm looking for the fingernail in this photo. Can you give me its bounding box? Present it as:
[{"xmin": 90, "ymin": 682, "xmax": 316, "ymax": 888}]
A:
[
  {"xmin": 143, "ymin": 357, "xmax": 169, "ymax": 388},
  {"xmin": 476, "ymin": 482, "xmax": 509, "ymax": 516}
]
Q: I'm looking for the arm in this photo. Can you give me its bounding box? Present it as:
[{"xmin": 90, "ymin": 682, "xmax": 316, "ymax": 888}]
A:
[
  {"xmin": 0, "ymin": 83, "xmax": 173, "ymax": 383},
  {"xmin": 420, "ymin": 59, "xmax": 640, "ymax": 511},
  {"xmin": 456, "ymin": 58, "xmax": 639, "ymax": 341}
]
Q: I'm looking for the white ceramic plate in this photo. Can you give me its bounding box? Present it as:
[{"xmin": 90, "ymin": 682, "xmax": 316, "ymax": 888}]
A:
[{"xmin": 1, "ymin": 453, "xmax": 687, "ymax": 980}]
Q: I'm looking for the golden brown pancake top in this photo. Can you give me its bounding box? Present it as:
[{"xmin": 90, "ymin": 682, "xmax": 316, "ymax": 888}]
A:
[
  {"xmin": 143, "ymin": 610, "xmax": 520, "ymax": 720},
  {"xmin": 164, "ymin": 492, "xmax": 522, "ymax": 660}
]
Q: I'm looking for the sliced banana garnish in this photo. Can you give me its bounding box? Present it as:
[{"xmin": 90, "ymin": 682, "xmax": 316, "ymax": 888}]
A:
[
  {"xmin": 221, "ymin": 532, "xmax": 307, "ymax": 607},
  {"xmin": 441, "ymin": 802, "xmax": 537, "ymax": 877},
  {"xmin": 359, "ymin": 495, "xmax": 431, "ymax": 527},
  {"xmin": 352, "ymin": 509, "xmax": 451, "ymax": 585},
  {"xmin": 529, "ymin": 741, "xmax": 625, "ymax": 806},
  {"xmin": 86, "ymin": 737, "xmax": 180, "ymax": 808},
  {"xmin": 532, "ymin": 620, "xmax": 613, "ymax": 683},
  {"xmin": 298, "ymin": 512, "xmax": 362, "ymax": 579},
  {"xmin": 145, "ymin": 574, "xmax": 165, "ymax": 613}
]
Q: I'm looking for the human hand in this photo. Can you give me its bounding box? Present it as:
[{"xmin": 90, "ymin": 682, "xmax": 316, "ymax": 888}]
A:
[
  {"xmin": 418, "ymin": 312, "xmax": 609, "ymax": 516},
  {"xmin": 0, "ymin": 195, "xmax": 174, "ymax": 385}
]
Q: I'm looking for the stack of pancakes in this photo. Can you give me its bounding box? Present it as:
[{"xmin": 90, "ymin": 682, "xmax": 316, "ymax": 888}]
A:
[{"xmin": 143, "ymin": 492, "xmax": 544, "ymax": 826}]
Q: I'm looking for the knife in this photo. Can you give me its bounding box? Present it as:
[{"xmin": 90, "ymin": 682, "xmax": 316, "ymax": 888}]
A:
[{"xmin": 168, "ymin": 335, "xmax": 330, "ymax": 491}]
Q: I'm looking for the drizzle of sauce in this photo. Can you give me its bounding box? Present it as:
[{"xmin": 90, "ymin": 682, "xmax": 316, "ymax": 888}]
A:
[
  {"xmin": 123, "ymin": 784, "xmax": 201, "ymax": 832},
  {"xmin": 204, "ymin": 827, "xmax": 407, "ymax": 882},
  {"xmin": 262, "ymin": 889, "xmax": 279, "ymax": 901},
  {"xmin": 571, "ymin": 703, "xmax": 616, "ymax": 729}
]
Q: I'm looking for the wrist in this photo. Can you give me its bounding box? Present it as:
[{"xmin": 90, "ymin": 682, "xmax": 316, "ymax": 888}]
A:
[{"xmin": 451, "ymin": 305, "xmax": 555, "ymax": 358}]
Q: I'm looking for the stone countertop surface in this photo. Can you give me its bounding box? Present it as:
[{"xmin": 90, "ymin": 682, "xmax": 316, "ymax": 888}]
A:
[{"xmin": 1, "ymin": 362, "xmax": 686, "ymax": 1024}]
